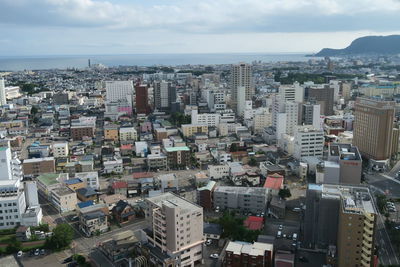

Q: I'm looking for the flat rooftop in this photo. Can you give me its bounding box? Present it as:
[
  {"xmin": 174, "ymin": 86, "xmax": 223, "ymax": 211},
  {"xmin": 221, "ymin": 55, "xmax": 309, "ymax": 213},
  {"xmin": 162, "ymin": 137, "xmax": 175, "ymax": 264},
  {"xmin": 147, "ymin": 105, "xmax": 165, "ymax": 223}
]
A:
[
  {"xmin": 215, "ymin": 186, "xmax": 268, "ymax": 196},
  {"xmin": 146, "ymin": 192, "xmax": 202, "ymax": 213}
]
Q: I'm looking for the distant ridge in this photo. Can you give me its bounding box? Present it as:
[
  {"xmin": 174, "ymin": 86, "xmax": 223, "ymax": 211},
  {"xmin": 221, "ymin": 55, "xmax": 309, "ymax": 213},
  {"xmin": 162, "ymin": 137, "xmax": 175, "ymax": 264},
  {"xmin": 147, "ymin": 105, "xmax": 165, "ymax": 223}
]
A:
[{"xmin": 314, "ymin": 35, "xmax": 400, "ymax": 57}]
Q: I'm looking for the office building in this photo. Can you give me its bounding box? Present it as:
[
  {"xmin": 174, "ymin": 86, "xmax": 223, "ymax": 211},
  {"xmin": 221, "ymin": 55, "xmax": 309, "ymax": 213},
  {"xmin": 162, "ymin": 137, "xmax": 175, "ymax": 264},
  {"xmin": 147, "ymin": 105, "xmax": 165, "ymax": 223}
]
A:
[
  {"xmin": 191, "ymin": 109, "xmax": 220, "ymax": 127},
  {"xmin": 278, "ymin": 82, "xmax": 304, "ymax": 103},
  {"xmin": 293, "ymin": 126, "xmax": 324, "ymax": 160},
  {"xmin": 0, "ymin": 78, "xmax": 7, "ymax": 106},
  {"xmin": 306, "ymin": 85, "xmax": 335, "ymax": 116},
  {"xmin": 154, "ymin": 81, "xmax": 176, "ymax": 112},
  {"xmin": 135, "ymin": 83, "xmax": 151, "ymax": 114},
  {"xmin": 230, "ymin": 63, "xmax": 253, "ymax": 111},
  {"xmin": 181, "ymin": 124, "xmax": 208, "ymax": 138},
  {"xmin": 144, "ymin": 192, "xmax": 204, "ymax": 266},
  {"xmin": 353, "ymin": 97, "xmax": 397, "ymax": 160},
  {"xmin": 302, "ymin": 103, "xmax": 321, "ymax": 130},
  {"xmin": 52, "ymin": 142, "xmax": 69, "ymax": 158},
  {"xmin": 23, "ymin": 157, "xmax": 55, "ymax": 175},
  {"xmin": 105, "ymin": 81, "xmax": 134, "ymax": 103},
  {"xmin": 303, "ymin": 184, "xmax": 377, "ymax": 267}
]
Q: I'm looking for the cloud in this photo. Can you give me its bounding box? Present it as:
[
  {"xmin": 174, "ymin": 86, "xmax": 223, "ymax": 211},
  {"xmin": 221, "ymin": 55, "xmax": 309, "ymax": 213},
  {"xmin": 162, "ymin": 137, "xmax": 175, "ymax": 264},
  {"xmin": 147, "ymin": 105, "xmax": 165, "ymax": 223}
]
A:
[{"xmin": 0, "ymin": 0, "xmax": 400, "ymax": 33}]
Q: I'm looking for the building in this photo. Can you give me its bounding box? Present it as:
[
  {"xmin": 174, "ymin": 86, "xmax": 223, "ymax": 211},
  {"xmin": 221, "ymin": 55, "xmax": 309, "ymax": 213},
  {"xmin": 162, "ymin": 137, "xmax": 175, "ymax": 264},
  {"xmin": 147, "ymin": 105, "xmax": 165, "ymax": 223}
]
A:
[
  {"xmin": 70, "ymin": 126, "xmax": 95, "ymax": 141},
  {"xmin": 203, "ymin": 222, "xmax": 222, "ymax": 240},
  {"xmin": 76, "ymin": 187, "xmax": 98, "ymax": 202},
  {"xmin": 303, "ymin": 184, "xmax": 377, "ymax": 267},
  {"xmin": 135, "ymin": 83, "xmax": 151, "ymax": 114},
  {"xmin": 197, "ymin": 181, "xmax": 217, "ymax": 211},
  {"xmin": 306, "ymin": 85, "xmax": 335, "ymax": 116},
  {"xmin": 23, "ymin": 157, "xmax": 55, "ymax": 175},
  {"xmin": 147, "ymin": 153, "xmax": 168, "ymax": 171},
  {"xmin": 51, "ymin": 187, "xmax": 77, "ymax": 212},
  {"xmin": 353, "ymin": 97, "xmax": 397, "ymax": 160},
  {"xmin": 74, "ymin": 171, "xmax": 100, "ymax": 190},
  {"xmin": 191, "ymin": 109, "xmax": 220, "ymax": 127},
  {"xmin": 52, "ymin": 142, "xmax": 69, "ymax": 158},
  {"xmin": 164, "ymin": 146, "xmax": 191, "ymax": 169},
  {"xmin": 105, "ymin": 81, "xmax": 134, "ymax": 103},
  {"xmin": 111, "ymin": 200, "xmax": 135, "ymax": 224},
  {"xmin": 231, "ymin": 63, "xmax": 253, "ymax": 111},
  {"xmin": 302, "ymin": 103, "xmax": 321, "ymax": 130},
  {"xmin": 181, "ymin": 124, "xmax": 208, "ymax": 138},
  {"xmin": 154, "ymin": 81, "xmax": 176, "ymax": 111},
  {"xmin": 104, "ymin": 124, "xmax": 120, "ymax": 142},
  {"xmin": 78, "ymin": 204, "xmax": 109, "ymax": 237},
  {"xmin": 98, "ymin": 230, "xmax": 139, "ymax": 263},
  {"xmin": 293, "ymin": 126, "xmax": 324, "ymax": 160},
  {"xmin": 263, "ymin": 173, "xmax": 284, "ymax": 196},
  {"xmin": 0, "ymin": 78, "xmax": 7, "ymax": 106},
  {"xmin": 119, "ymin": 127, "xmax": 138, "ymax": 143},
  {"xmin": 223, "ymin": 241, "xmax": 273, "ymax": 267},
  {"xmin": 213, "ymin": 186, "xmax": 269, "ymax": 214},
  {"xmin": 208, "ymin": 164, "xmax": 229, "ymax": 179},
  {"xmin": 144, "ymin": 192, "xmax": 204, "ymax": 266},
  {"xmin": 158, "ymin": 173, "xmax": 179, "ymax": 193}
]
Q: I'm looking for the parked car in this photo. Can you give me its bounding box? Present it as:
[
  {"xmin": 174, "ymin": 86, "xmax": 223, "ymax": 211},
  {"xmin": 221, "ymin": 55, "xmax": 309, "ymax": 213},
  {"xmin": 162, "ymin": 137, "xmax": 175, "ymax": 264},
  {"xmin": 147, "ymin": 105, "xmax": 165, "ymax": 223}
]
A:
[
  {"xmin": 293, "ymin": 233, "xmax": 298, "ymax": 241},
  {"xmin": 62, "ymin": 256, "xmax": 73, "ymax": 264},
  {"xmin": 210, "ymin": 254, "xmax": 219, "ymax": 259},
  {"xmin": 17, "ymin": 251, "xmax": 23, "ymax": 257},
  {"xmin": 40, "ymin": 249, "xmax": 45, "ymax": 255},
  {"xmin": 34, "ymin": 249, "xmax": 40, "ymax": 256},
  {"xmin": 278, "ymin": 224, "xmax": 283, "ymax": 230},
  {"xmin": 299, "ymin": 256, "xmax": 308, "ymax": 262},
  {"xmin": 205, "ymin": 239, "xmax": 212, "ymax": 246},
  {"xmin": 277, "ymin": 231, "xmax": 282, "ymax": 238}
]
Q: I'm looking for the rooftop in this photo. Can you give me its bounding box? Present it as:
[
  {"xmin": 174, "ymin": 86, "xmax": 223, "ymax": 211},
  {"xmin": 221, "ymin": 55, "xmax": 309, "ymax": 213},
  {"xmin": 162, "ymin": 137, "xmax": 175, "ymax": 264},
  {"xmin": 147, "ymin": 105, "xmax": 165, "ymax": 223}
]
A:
[
  {"xmin": 215, "ymin": 186, "xmax": 269, "ymax": 196},
  {"xmin": 37, "ymin": 173, "xmax": 61, "ymax": 186},
  {"xmin": 164, "ymin": 146, "xmax": 190, "ymax": 152},
  {"xmin": 146, "ymin": 192, "xmax": 202, "ymax": 213}
]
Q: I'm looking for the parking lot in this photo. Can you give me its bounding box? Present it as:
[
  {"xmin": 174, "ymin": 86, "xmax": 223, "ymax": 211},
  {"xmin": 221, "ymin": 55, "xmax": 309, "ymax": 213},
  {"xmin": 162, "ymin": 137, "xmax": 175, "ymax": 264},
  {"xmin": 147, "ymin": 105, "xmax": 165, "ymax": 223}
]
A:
[{"xmin": 199, "ymin": 239, "xmax": 224, "ymax": 267}]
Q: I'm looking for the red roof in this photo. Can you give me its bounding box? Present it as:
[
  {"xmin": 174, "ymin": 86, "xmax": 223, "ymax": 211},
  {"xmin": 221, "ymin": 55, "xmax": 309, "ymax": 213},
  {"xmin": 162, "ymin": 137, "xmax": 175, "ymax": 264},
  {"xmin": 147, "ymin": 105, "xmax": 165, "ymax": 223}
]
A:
[
  {"xmin": 243, "ymin": 216, "xmax": 264, "ymax": 231},
  {"xmin": 120, "ymin": 144, "xmax": 133, "ymax": 150},
  {"xmin": 263, "ymin": 176, "xmax": 284, "ymax": 190},
  {"xmin": 132, "ymin": 172, "xmax": 154, "ymax": 179},
  {"xmin": 112, "ymin": 181, "xmax": 128, "ymax": 189}
]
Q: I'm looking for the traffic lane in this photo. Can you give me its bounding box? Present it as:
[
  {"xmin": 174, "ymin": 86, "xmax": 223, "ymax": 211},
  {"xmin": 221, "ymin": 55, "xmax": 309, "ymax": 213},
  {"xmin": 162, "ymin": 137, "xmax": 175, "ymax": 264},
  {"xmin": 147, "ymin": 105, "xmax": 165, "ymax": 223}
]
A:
[
  {"xmin": 365, "ymin": 173, "xmax": 400, "ymax": 198},
  {"xmin": 375, "ymin": 212, "xmax": 399, "ymax": 266}
]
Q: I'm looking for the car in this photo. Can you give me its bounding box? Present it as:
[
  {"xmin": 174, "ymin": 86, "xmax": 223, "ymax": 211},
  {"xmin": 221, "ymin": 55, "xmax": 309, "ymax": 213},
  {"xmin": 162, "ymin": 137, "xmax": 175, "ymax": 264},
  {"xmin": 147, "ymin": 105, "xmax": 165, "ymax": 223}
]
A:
[
  {"xmin": 394, "ymin": 226, "xmax": 400, "ymax": 230},
  {"xmin": 205, "ymin": 239, "xmax": 212, "ymax": 245},
  {"xmin": 299, "ymin": 256, "xmax": 309, "ymax": 262},
  {"xmin": 283, "ymin": 234, "xmax": 287, "ymax": 239},
  {"xmin": 34, "ymin": 249, "xmax": 40, "ymax": 256},
  {"xmin": 210, "ymin": 254, "xmax": 219, "ymax": 259},
  {"xmin": 277, "ymin": 231, "xmax": 282, "ymax": 238},
  {"xmin": 29, "ymin": 250, "xmax": 35, "ymax": 257},
  {"xmin": 293, "ymin": 233, "xmax": 298, "ymax": 241},
  {"xmin": 293, "ymin": 207, "xmax": 301, "ymax": 212},
  {"xmin": 292, "ymin": 242, "xmax": 297, "ymax": 248},
  {"xmin": 278, "ymin": 224, "xmax": 283, "ymax": 230},
  {"xmin": 286, "ymin": 234, "xmax": 292, "ymax": 239},
  {"xmin": 261, "ymin": 212, "xmax": 265, "ymax": 217},
  {"xmin": 62, "ymin": 256, "xmax": 73, "ymax": 264},
  {"xmin": 40, "ymin": 249, "xmax": 45, "ymax": 255},
  {"xmin": 17, "ymin": 251, "xmax": 23, "ymax": 257},
  {"xmin": 71, "ymin": 216, "xmax": 79, "ymax": 221}
]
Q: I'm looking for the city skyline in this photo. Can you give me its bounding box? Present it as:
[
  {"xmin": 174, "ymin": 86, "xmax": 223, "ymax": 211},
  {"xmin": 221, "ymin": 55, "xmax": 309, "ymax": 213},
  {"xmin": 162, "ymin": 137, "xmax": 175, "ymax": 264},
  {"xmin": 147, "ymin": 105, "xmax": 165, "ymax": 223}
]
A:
[{"xmin": 1, "ymin": 0, "xmax": 400, "ymax": 56}]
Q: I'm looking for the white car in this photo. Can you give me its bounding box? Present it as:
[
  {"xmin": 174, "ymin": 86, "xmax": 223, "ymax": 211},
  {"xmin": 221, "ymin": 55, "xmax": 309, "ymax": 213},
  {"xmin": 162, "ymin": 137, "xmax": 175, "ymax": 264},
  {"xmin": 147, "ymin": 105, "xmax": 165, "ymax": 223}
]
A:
[
  {"xmin": 210, "ymin": 254, "xmax": 219, "ymax": 259},
  {"xmin": 205, "ymin": 239, "xmax": 212, "ymax": 245},
  {"xmin": 17, "ymin": 251, "xmax": 23, "ymax": 257},
  {"xmin": 278, "ymin": 224, "xmax": 283, "ymax": 230}
]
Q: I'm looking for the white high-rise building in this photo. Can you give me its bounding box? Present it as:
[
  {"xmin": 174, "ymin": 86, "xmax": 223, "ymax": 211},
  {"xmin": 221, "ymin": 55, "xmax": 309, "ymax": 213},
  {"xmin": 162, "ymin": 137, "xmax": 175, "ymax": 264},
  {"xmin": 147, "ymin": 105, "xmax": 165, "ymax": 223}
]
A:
[
  {"xmin": 0, "ymin": 78, "xmax": 7, "ymax": 106},
  {"xmin": 105, "ymin": 81, "xmax": 134, "ymax": 102},
  {"xmin": 278, "ymin": 82, "xmax": 304, "ymax": 103},
  {"xmin": 144, "ymin": 192, "xmax": 204, "ymax": 266},
  {"xmin": 0, "ymin": 142, "xmax": 42, "ymax": 229},
  {"xmin": 191, "ymin": 109, "xmax": 221, "ymax": 127},
  {"xmin": 231, "ymin": 63, "xmax": 253, "ymax": 111},
  {"xmin": 293, "ymin": 125, "xmax": 324, "ymax": 160}
]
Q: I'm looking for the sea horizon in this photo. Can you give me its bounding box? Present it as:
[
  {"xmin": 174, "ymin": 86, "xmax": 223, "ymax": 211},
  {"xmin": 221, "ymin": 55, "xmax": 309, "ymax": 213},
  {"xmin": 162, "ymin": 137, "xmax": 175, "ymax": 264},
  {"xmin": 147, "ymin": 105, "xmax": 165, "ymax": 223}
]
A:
[{"xmin": 0, "ymin": 52, "xmax": 318, "ymax": 71}]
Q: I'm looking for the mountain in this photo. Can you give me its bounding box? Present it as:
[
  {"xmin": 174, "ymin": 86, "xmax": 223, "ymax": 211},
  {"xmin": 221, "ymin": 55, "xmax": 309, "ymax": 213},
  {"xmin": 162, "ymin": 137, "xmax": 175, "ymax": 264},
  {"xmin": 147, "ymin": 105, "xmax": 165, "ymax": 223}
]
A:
[{"xmin": 314, "ymin": 35, "xmax": 400, "ymax": 57}]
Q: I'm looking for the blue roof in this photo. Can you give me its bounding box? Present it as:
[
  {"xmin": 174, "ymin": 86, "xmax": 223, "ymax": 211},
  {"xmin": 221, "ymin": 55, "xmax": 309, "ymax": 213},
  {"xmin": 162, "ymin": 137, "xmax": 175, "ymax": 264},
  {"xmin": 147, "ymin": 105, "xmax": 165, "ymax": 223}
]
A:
[
  {"xmin": 65, "ymin": 178, "xmax": 83, "ymax": 185},
  {"xmin": 77, "ymin": 200, "xmax": 94, "ymax": 209},
  {"xmin": 308, "ymin": 184, "xmax": 322, "ymax": 191}
]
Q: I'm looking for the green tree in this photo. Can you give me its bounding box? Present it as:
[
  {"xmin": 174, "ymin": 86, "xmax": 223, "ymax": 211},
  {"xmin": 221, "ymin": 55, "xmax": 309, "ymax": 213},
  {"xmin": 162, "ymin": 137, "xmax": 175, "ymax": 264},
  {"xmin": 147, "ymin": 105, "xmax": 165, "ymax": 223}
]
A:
[
  {"xmin": 229, "ymin": 143, "xmax": 238, "ymax": 152},
  {"xmin": 375, "ymin": 194, "xmax": 387, "ymax": 213},
  {"xmin": 45, "ymin": 223, "xmax": 74, "ymax": 250},
  {"xmin": 278, "ymin": 187, "xmax": 292, "ymax": 199},
  {"xmin": 30, "ymin": 106, "xmax": 39, "ymax": 115},
  {"xmin": 248, "ymin": 157, "xmax": 257, "ymax": 166},
  {"xmin": 5, "ymin": 240, "xmax": 21, "ymax": 254},
  {"xmin": 73, "ymin": 254, "xmax": 86, "ymax": 265}
]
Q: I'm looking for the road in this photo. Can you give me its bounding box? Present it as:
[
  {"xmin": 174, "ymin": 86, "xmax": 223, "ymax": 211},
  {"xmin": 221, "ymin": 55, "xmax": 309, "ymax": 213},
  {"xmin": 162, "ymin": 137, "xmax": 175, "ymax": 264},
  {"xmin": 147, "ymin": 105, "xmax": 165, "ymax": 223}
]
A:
[
  {"xmin": 365, "ymin": 172, "xmax": 400, "ymax": 198},
  {"xmin": 375, "ymin": 211, "xmax": 400, "ymax": 266}
]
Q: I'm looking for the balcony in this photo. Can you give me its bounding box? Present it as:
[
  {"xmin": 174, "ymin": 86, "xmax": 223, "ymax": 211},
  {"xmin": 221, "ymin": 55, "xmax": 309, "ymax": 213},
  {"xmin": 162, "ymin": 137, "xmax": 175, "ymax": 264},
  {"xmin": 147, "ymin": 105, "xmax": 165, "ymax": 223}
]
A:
[
  {"xmin": 362, "ymin": 240, "xmax": 372, "ymax": 249},
  {"xmin": 364, "ymin": 212, "xmax": 374, "ymax": 222},
  {"xmin": 363, "ymin": 226, "xmax": 373, "ymax": 236},
  {"xmin": 364, "ymin": 218, "xmax": 374, "ymax": 229},
  {"xmin": 363, "ymin": 232, "xmax": 373, "ymax": 242},
  {"xmin": 361, "ymin": 252, "xmax": 371, "ymax": 263},
  {"xmin": 361, "ymin": 259, "xmax": 370, "ymax": 267}
]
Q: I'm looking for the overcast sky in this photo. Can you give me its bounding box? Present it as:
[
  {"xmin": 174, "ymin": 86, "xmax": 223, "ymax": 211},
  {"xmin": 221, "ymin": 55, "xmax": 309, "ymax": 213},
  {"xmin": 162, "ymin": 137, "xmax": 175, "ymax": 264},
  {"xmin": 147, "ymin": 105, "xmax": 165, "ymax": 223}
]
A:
[{"xmin": 1, "ymin": 0, "xmax": 400, "ymax": 56}]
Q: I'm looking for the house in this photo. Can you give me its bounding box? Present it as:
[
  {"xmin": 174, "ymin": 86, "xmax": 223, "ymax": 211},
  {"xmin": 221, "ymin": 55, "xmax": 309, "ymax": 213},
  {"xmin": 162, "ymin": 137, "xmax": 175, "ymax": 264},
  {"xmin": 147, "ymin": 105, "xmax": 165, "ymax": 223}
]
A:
[
  {"xmin": 203, "ymin": 222, "xmax": 222, "ymax": 240},
  {"xmin": 78, "ymin": 204, "xmax": 109, "ymax": 237},
  {"xmin": 263, "ymin": 173, "xmax": 284, "ymax": 196},
  {"xmin": 112, "ymin": 181, "xmax": 128, "ymax": 196},
  {"xmin": 99, "ymin": 194, "xmax": 127, "ymax": 210},
  {"xmin": 76, "ymin": 187, "xmax": 98, "ymax": 202},
  {"xmin": 16, "ymin": 226, "xmax": 31, "ymax": 241},
  {"xmin": 243, "ymin": 216, "xmax": 264, "ymax": 231},
  {"xmin": 98, "ymin": 230, "xmax": 140, "ymax": 263},
  {"xmin": 158, "ymin": 174, "xmax": 179, "ymax": 193},
  {"xmin": 111, "ymin": 200, "xmax": 135, "ymax": 224},
  {"xmin": 269, "ymin": 196, "xmax": 286, "ymax": 219}
]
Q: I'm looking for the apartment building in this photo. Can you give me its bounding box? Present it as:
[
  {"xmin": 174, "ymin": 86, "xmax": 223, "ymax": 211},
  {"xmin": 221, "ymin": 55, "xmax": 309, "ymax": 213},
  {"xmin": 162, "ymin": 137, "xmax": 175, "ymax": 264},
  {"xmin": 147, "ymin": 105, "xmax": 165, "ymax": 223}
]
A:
[
  {"xmin": 144, "ymin": 192, "xmax": 204, "ymax": 266},
  {"xmin": 119, "ymin": 127, "xmax": 138, "ymax": 143},
  {"xmin": 208, "ymin": 164, "xmax": 229, "ymax": 179},
  {"xmin": 70, "ymin": 126, "xmax": 95, "ymax": 141},
  {"xmin": 213, "ymin": 186, "xmax": 269, "ymax": 214},
  {"xmin": 164, "ymin": 146, "xmax": 191, "ymax": 169},
  {"xmin": 52, "ymin": 142, "xmax": 69, "ymax": 158},
  {"xmin": 223, "ymin": 241, "xmax": 273, "ymax": 267},
  {"xmin": 23, "ymin": 157, "xmax": 55, "ymax": 175},
  {"xmin": 78, "ymin": 204, "xmax": 109, "ymax": 237},
  {"xmin": 181, "ymin": 124, "xmax": 208, "ymax": 138},
  {"xmin": 293, "ymin": 126, "xmax": 324, "ymax": 160},
  {"xmin": 305, "ymin": 85, "xmax": 335, "ymax": 116},
  {"xmin": 50, "ymin": 187, "xmax": 77, "ymax": 213},
  {"xmin": 104, "ymin": 124, "xmax": 119, "ymax": 142},
  {"xmin": 191, "ymin": 109, "xmax": 221, "ymax": 127},
  {"xmin": 231, "ymin": 63, "xmax": 254, "ymax": 110}
]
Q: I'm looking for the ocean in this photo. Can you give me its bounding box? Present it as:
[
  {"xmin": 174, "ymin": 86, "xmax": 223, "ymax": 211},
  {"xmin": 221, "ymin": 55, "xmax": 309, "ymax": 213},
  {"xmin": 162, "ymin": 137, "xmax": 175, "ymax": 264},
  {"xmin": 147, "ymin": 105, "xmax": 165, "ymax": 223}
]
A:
[{"xmin": 0, "ymin": 53, "xmax": 316, "ymax": 71}]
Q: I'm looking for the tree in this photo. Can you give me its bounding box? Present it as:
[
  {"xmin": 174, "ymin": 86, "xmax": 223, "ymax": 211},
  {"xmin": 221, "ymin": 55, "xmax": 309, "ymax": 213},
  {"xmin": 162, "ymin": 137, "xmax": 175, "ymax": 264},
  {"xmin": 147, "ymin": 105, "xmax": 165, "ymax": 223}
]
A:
[
  {"xmin": 30, "ymin": 106, "xmax": 38, "ymax": 115},
  {"xmin": 248, "ymin": 157, "xmax": 257, "ymax": 166},
  {"xmin": 73, "ymin": 254, "xmax": 86, "ymax": 265},
  {"xmin": 229, "ymin": 143, "xmax": 238, "ymax": 152},
  {"xmin": 278, "ymin": 187, "xmax": 292, "ymax": 199},
  {"xmin": 5, "ymin": 240, "xmax": 21, "ymax": 254},
  {"xmin": 45, "ymin": 223, "xmax": 74, "ymax": 250}
]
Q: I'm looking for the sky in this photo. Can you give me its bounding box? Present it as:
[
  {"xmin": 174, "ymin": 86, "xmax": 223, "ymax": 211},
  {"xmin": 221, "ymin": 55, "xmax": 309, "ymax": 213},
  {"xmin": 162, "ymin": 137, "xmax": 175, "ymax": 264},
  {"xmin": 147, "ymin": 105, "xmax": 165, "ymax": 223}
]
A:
[{"xmin": 1, "ymin": 0, "xmax": 400, "ymax": 56}]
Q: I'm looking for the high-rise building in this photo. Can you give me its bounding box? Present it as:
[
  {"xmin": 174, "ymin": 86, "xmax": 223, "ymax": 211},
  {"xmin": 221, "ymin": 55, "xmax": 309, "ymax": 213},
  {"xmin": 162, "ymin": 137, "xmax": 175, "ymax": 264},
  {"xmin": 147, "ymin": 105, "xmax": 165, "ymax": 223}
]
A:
[
  {"xmin": 305, "ymin": 85, "xmax": 335, "ymax": 116},
  {"xmin": 0, "ymin": 78, "xmax": 7, "ymax": 106},
  {"xmin": 135, "ymin": 84, "xmax": 150, "ymax": 114},
  {"xmin": 278, "ymin": 82, "xmax": 304, "ymax": 103},
  {"xmin": 0, "ymin": 142, "xmax": 42, "ymax": 229},
  {"xmin": 105, "ymin": 81, "xmax": 134, "ymax": 102},
  {"xmin": 303, "ymin": 184, "xmax": 377, "ymax": 267},
  {"xmin": 144, "ymin": 192, "xmax": 204, "ymax": 266},
  {"xmin": 154, "ymin": 81, "xmax": 176, "ymax": 112},
  {"xmin": 230, "ymin": 63, "xmax": 253, "ymax": 111},
  {"xmin": 302, "ymin": 103, "xmax": 321, "ymax": 130},
  {"xmin": 353, "ymin": 97, "xmax": 397, "ymax": 160}
]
